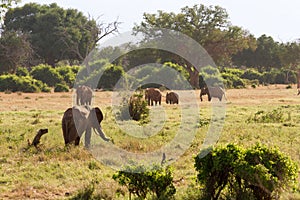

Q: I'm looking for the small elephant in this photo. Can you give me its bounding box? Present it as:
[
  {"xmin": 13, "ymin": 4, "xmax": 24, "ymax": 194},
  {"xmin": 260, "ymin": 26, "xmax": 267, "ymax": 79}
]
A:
[
  {"xmin": 145, "ymin": 88, "xmax": 162, "ymax": 106},
  {"xmin": 76, "ymin": 85, "xmax": 93, "ymax": 105},
  {"xmin": 166, "ymin": 92, "xmax": 179, "ymax": 104},
  {"xmin": 200, "ymin": 86, "xmax": 226, "ymax": 101},
  {"xmin": 62, "ymin": 105, "xmax": 110, "ymax": 148}
]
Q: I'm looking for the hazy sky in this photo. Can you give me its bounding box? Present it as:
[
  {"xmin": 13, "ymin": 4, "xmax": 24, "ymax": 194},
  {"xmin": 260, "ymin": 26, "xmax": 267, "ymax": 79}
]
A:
[{"xmin": 21, "ymin": 0, "xmax": 300, "ymax": 43}]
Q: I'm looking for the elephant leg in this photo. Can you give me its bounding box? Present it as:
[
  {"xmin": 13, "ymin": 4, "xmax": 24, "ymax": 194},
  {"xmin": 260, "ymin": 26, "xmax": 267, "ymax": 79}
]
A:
[
  {"xmin": 151, "ymin": 99, "xmax": 153, "ymax": 106},
  {"xmin": 85, "ymin": 128, "xmax": 91, "ymax": 148},
  {"xmin": 75, "ymin": 136, "xmax": 80, "ymax": 145}
]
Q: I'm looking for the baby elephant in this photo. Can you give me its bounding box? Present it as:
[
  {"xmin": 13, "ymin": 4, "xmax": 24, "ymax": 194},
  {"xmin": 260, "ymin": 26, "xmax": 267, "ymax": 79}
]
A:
[{"xmin": 166, "ymin": 92, "xmax": 179, "ymax": 104}]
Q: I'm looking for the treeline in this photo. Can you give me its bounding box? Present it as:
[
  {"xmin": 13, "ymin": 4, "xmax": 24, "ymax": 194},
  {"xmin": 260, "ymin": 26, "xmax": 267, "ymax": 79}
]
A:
[
  {"xmin": 0, "ymin": 60, "xmax": 296, "ymax": 93},
  {"xmin": 0, "ymin": 3, "xmax": 299, "ymax": 91}
]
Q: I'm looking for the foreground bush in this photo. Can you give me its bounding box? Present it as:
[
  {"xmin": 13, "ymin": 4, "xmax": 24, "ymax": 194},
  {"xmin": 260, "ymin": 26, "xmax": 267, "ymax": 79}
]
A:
[
  {"xmin": 113, "ymin": 163, "xmax": 176, "ymax": 199},
  {"xmin": 195, "ymin": 143, "xmax": 298, "ymax": 200}
]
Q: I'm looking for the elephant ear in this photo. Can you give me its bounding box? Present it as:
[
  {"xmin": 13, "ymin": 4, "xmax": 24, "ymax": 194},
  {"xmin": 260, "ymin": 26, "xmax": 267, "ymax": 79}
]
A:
[{"xmin": 93, "ymin": 107, "xmax": 104, "ymax": 123}]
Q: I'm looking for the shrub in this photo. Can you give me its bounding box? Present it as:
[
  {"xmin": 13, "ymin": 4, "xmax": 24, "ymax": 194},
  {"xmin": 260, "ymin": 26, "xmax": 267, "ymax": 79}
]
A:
[
  {"xmin": 54, "ymin": 83, "xmax": 69, "ymax": 92},
  {"xmin": 15, "ymin": 67, "xmax": 30, "ymax": 77},
  {"xmin": 0, "ymin": 74, "xmax": 46, "ymax": 92},
  {"xmin": 97, "ymin": 65, "xmax": 125, "ymax": 90},
  {"xmin": 113, "ymin": 163, "xmax": 176, "ymax": 199},
  {"xmin": 30, "ymin": 64, "xmax": 63, "ymax": 87},
  {"xmin": 195, "ymin": 143, "xmax": 298, "ymax": 200},
  {"xmin": 56, "ymin": 65, "xmax": 78, "ymax": 87},
  {"xmin": 241, "ymin": 69, "xmax": 263, "ymax": 82},
  {"xmin": 246, "ymin": 108, "xmax": 286, "ymax": 123},
  {"xmin": 221, "ymin": 72, "xmax": 246, "ymax": 88},
  {"xmin": 117, "ymin": 92, "xmax": 149, "ymax": 123}
]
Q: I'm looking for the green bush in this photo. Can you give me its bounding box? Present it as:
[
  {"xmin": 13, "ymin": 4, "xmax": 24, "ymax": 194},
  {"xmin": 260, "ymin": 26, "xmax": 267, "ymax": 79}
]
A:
[
  {"xmin": 195, "ymin": 143, "xmax": 298, "ymax": 200},
  {"xmin": 129, "ymin": 93, "xmax": 149, "ymax": 122},
  {"xmin": 0, "ymin": 74, "xmax": 50, "ymax": 92},
  {"xmin": 54, "ymin": 83, "xmax": 69, "ymax": 92},
  {"xmin": 117, "ymin": 92, "xmax": 149, "ymax": 123},
  {"xmin": 56, "ymin": 65, "xmax": 78, "ymax": 87},
  {"xmin": 98, "ymin": 64, "xmax": 125, "ymax": 90},
  {"xmin": 15, "ymin": 67, "xmax": 30, "ymax": 77},
  {"xmin": 30, "ymin": 64, "xmax": 63, "ymax": 87},
  {"xmin": 221, "ymin": 72, "xmax": 246, "ymax": 88},
  {"xmin": 241, "ymin": 69, "xmax": 263, "ymax": 82},
  {"xmin": 246, "ymin": 108, "xmax": 286, "ymax": 123},
  {"xmin": 113, "ymin": 163, "xmax": 176, "ymax": 199}
]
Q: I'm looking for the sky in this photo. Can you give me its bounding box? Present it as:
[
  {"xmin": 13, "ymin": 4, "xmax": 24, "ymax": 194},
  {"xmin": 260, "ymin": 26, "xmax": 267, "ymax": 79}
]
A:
[{"xmin": 20, "ymin": 0, "xmax": 300, "ymax": 43}]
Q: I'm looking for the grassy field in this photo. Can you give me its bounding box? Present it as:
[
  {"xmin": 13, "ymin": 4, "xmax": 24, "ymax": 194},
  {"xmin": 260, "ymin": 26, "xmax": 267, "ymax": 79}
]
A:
[{"xmin": 0, "ymin": 84, "xmax": 300, "ymax": 199}]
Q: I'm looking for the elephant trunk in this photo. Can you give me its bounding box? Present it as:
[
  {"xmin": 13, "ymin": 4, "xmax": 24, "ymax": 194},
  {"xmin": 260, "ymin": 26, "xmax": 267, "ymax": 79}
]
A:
[{"xmin": 94, "ymin": 125, "xmax": 110, "ymax": 142}]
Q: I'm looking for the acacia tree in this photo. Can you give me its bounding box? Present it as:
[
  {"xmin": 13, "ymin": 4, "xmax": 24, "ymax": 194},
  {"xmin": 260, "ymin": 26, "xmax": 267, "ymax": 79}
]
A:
[
  {"xmin": 3, "ymin": 3, "xmax": 119, "ymax": 66},
  {"xmin": 133, "ymin": 4, "xmax": 256, "ymax": 88}
]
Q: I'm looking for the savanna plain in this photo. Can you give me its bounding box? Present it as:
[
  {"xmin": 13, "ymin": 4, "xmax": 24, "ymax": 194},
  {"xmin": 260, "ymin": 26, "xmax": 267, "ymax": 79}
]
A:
[{"xmin": 0, "ymin": 85, "xmax": 300, "ymax": 199}]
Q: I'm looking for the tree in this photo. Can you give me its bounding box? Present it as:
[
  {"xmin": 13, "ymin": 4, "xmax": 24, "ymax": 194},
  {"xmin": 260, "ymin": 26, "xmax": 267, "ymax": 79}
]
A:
[
  {"xmin": 233, "ymin": 34, "xmax": 281, "ymax": 71},
  {"xmin": 133, "ymin": 4, "xmax": 256, "ymax": 88},
  {"xmin": 0, "ymin": 31, "xmax": 33, "ymax": 74},
  {"xmin": 0, "ymin": 0, "xmax": 19, "ymax": 20},
  {"xmin": 3, "ymin": 3, "xmax": 119, "ymax": 66}
]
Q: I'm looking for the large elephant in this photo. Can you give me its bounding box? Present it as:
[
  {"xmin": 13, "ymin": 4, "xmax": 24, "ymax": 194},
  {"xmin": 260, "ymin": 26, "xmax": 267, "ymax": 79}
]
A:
[
  {"xmin": 200, "ymin": 86, "xmax": 226, "ymax": 101},
  {"xmin": 166, "ymin": 91, "xmax": 179, "ymax": 104},
  {"xmin": 62, "ymin": 105, "xmax": 110, "ymax": 148},
  {"xmin": 145, "ymin": 88, "xmax": 162, "ymax": 106},
  {"xmin": 76, "ymin": 85, "xmax": 93, "ymax": 105}
]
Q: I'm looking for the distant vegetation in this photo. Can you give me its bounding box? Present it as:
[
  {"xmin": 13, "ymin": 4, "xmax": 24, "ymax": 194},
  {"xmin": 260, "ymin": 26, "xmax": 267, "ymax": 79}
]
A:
[{"xmin": 0, "ymin": 2, "xmax": 298, "ymax": 91}]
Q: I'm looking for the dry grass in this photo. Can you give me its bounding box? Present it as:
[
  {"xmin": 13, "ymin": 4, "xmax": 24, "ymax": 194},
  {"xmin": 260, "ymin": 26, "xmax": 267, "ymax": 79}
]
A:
[{"xmin": 0, "ymin": 84, "xmax": 300, "ymax": 199}]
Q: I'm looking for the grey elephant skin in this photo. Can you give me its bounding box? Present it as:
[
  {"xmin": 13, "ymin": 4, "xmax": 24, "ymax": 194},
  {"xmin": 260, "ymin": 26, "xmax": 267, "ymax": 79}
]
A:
[
  {"xmin": 166, "ymin": 91, "xmax": 179, "ymax": 104},
  {"xmin": 76, "ymin": 85, "xmax": 93, "ymax": 105},
  {"xmin": 145, "ymin": 88, "xmax": 162, "ymax": 106},
  {"xmin": 200, "ymin": 86, "xmax": 226, "ymax": 101},
  {"xmin": 62, "ymin": 105, "xmax": 110, "ymax": 147}
]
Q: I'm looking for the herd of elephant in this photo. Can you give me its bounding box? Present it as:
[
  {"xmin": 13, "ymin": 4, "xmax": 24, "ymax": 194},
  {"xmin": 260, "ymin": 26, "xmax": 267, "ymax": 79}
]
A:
[{"xmin": 61, "ymin": 85, "xmax": 226, "ymax": 148}]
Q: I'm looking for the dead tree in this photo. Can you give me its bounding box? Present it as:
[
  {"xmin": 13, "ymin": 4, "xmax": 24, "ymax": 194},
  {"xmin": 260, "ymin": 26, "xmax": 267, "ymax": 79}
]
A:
[{"xmin": 31, "ymin": 129, "xmax": 48, "ymax": 147}]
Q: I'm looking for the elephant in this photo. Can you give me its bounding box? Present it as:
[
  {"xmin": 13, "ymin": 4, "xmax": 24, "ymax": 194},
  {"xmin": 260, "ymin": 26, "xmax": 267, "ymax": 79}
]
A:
[
  {"xmin": 62, "ymin": 105, "xmax": 110, "ymax": 148},
  {"xmin": 200, "ymin": 86, "xmax": 226, "ymax": 101},
  {"xmin": 145, "ymin": 88, "xmax": 162, "ymax": 106},
  {"xmin": 76, "ymin": 85, "xmax": 93, "ymax": 105},
  {"xmin": 166, "ymin": 91, "xmax": 179, "ymax": 104}
]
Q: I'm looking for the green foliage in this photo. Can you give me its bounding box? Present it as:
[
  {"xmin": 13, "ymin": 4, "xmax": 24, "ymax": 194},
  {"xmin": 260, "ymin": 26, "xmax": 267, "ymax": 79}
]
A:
[
  {"xmin": 129, "ymin": 93, "xmax": 149, "ymax": 122},
  {"xmin": 15, "ymin": 67, "xmax": 29, "ymax": 77},
  {"xmin": 195, "ymin": 143, "xmax": 298, "ymax": 200},
  {"xmin": 54, "ymin": 83, "xmax": 69, "ymax": 92},
  {"xmin": 199, "ymin": 65, "xmax": 224, "ymax": 87},
  {"xmin": 0, "ymin": 74, "xmax": 50, "ymax": 92},
  {"xmin": 56, "ymin": 65, "xmax": 79, "ymax": 87},
  {"xmin": 30, "ymin": 64, "xmax": 63, "ymax": 87},
  {"xmin": 98, "ymin": 65, "xmax": 124, "ymax": 90},
  {"xmin": 134, "ymin": 4, "xmax": 255, "ymax": 67},
  {"xmin": 113, "ymin": 163, "xmax": 176, "ymax": 199},
  {"xmin": 4, "ymin": 3, "xmax": 102, "ymax": 66},
  {"xmin": 247, "ymin": 108, "xmax": 287, "ymax": 123},
  {"xmin": 241, "ymin": 69, "xmax": 263, "ymax": 82},
  {"xmin": 0, "ymin": 31, "xmax": 32, "ymax": 74}
]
